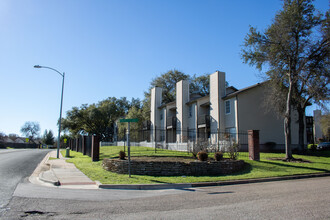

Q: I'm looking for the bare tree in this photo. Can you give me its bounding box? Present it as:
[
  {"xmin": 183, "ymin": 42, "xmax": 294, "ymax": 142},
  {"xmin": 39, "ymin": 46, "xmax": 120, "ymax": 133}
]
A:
[{"xmin": 20, "ymin": 121, "xmax": 40, "ymax": 143}]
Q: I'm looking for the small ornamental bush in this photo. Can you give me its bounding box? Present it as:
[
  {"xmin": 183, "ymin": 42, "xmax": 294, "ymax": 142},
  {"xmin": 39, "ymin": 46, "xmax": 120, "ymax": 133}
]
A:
[
  {"xmin": 227, "ymin": 142, "xmax": 239, "ymax": 160},
  {"xmin": 308, "ymin": 144, "xmax": 317, "ymax": 151},
  {"xmin": 197, "ymin": 151, "xmax": 208, "ymax": 161},
  {"xmin": 214, "ymin": 152, "xmax": 223, "ymax": 161},
  {"xmin": 119, "ymin": 150, "xmax": 126, "ymax": 160}
]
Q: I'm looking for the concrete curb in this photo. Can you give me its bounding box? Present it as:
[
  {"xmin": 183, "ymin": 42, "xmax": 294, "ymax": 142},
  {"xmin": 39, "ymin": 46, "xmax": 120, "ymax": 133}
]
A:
[
  {"xmin": 33, "ymin": 151, "xmax": 61, "ymax": 186},
  {"xmin": 38, "ymin": 170, "xmax": 60, "ymax": 186},
  {"xmin": 99, "ymin": 183, "xmax": 192, "ymax": 190},
  {"xmin": 99, "ymin": 172, "xmax": 330, "ymax": 190}
]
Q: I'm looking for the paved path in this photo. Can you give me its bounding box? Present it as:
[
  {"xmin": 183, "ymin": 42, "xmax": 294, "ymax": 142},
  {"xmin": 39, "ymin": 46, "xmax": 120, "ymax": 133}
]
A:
[{"xmin": 31, "ymin": 150, "xmax": 98, "ymax": 189}]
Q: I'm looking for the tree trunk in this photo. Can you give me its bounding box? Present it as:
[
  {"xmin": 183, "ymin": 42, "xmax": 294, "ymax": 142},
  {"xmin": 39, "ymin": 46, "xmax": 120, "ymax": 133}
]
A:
[
  {"xmin": 297, "ymin": 105, "xmax": 306, "ymax": 152},
  {"xmin": 284, "ymin": 78, "xmax": 293, "ymax": 160}
]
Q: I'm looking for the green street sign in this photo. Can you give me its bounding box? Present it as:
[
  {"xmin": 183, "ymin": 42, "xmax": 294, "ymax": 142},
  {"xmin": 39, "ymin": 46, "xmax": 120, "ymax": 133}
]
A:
[{"xmin": 119, "ymin": 118, "xmax": 139, "ymax": 123}]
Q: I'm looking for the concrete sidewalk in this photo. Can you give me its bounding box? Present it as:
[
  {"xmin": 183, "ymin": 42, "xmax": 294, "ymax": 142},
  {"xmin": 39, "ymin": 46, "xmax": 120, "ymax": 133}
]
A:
[{"xmin": 30, "ymin": 150, "xmax": 98, "ymax": 189}]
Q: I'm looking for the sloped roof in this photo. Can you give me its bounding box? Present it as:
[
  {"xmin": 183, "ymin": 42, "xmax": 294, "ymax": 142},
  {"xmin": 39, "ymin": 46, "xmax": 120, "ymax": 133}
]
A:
[{"xmin": 223, "ymin": 82, "xmax": 267, "ymax": 99}]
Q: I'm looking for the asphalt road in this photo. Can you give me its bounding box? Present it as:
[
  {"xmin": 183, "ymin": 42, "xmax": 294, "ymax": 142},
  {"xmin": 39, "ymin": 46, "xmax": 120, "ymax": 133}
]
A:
[
  {"xmin": 0, "ymin": 149, "xmax": 50, "ymax": 216},
  {"xmin": 2, "ymin": 174, "xmax": 330, "ymax": 219}
]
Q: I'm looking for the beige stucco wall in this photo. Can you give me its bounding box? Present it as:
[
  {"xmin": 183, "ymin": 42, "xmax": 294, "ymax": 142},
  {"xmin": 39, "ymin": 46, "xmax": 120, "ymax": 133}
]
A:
[
  {"xmin": 235, "ymin": 84, "xmax": 300, "ymax": 146},
  {"xmin": 313, "ymin": 110, "xmax": 323, "ymax": 142},
  {"xmin": 166, "ymin": 103, "xmax": 176, "ymax": 118},
  {"xmin": 225, "ymin": 98, "xmax": 236, "ymax": 129},
  {"xmin": 188, "ymin": 103, "xmax": 197, "ymax": 130},
  {"xmin": 197, "ymin": 96, "xmax": 209, "ymax": 116}
]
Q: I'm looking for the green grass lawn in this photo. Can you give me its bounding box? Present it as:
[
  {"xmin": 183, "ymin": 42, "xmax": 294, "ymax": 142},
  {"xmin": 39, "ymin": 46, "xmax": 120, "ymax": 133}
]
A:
[
  {"xmin": 62, "ymin": 146, "xmax": 330, "ymax": 185},
  {"xmin": 48, "ymin": 157, "xmax": 59, "ymax": 160}
]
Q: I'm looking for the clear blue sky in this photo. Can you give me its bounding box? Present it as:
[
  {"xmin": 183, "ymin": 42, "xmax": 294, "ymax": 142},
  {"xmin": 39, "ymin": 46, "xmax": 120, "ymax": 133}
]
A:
[{"xmin": 0, "ymin": 0, "xmax": 328, "ymax": 137}]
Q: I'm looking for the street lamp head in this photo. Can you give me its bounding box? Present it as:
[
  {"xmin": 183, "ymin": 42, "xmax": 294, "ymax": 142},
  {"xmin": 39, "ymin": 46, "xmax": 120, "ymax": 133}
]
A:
[{"xmin": 34, "ymin": 65, "xmax": 42, "ymax": 68}]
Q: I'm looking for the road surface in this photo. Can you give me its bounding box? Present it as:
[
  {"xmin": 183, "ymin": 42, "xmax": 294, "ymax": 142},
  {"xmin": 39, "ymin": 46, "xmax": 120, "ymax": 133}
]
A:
[
  {"xmin": 0, "ymin": 149, "xmax": 50, "ymax": 217},
  {"xmin": 2, "ymin": 173, "xmax": 330, "ymax": 219}
]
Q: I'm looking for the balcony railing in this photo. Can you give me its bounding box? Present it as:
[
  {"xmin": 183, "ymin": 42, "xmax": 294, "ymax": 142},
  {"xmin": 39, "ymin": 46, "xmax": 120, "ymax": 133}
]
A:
[
  {"xmin": 166, "ymin": 116, "xmax": 177, "ymax": 129},
  {"xmin": 305, "ymin": 116, "xmax": 313, "ymax": 125},
  {"xmin": 197, "ymin": 114, "xmax": 210, "ymax": 128}
]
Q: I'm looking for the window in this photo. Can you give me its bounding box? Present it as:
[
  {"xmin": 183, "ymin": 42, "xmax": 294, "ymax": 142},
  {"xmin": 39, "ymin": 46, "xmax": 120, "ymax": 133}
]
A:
[
  {"xmin": 160, "ymin": 113, "xmax": 163, "ymax": 120},
  {"xmin": 225, "ymin": 100, "xmax": 230, "ymax": 114},
  {"xmin": 189, "ymin": 105, "xmax": 193, "ymax": 118}
]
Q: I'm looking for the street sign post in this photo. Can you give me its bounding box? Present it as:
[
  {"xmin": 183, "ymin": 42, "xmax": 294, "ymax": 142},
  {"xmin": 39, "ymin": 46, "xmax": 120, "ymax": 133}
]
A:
[
  {"xmin": 119, "ymin": 118, "xmax": 139, "ymax": 178},
  {"xmin": 119, "ymin": 118, "xmax": 139, "ymax": 123}
]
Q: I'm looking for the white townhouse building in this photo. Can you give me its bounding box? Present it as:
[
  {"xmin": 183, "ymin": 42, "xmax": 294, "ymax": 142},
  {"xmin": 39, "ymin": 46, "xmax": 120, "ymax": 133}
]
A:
[{"xmin": 150, "ymin": 71, "xmax": 303, "ymax": 151}]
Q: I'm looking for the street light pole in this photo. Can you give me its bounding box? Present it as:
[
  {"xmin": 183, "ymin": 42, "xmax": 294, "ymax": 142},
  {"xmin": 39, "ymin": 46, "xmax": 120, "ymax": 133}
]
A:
[{"xmin": 34, "ymin": 65, "xmax": 65, "ymax": 158}]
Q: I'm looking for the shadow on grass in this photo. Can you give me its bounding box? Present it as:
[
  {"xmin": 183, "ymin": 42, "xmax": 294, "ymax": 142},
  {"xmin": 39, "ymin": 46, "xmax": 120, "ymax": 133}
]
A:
[
  {"xmin": 298, "ymin": 150, "xmax": 330, "ymax": 158},
  {"xmin": 258, "ymin": 160, "xmax": 330, "ymax": 173},
  {"xmin": 225, "ymin": 162, "xmax": 253, "ymax": 177}
]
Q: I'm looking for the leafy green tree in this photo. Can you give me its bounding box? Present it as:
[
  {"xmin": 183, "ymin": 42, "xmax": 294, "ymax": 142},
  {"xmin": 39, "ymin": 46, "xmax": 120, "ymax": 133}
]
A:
[
  {"xmin": 59, "ymin": 133, "xmax": 71, "ymax": 147},
  {"xmin": 42, "ymin": 130, "xmax": 55, "ymax": 145},
  {"xmin": 190, "ymin": 73, "xmax": 229, "ymax": 96},
  {"xmin": 118, "ymin": 106, "xmax": 144, "ymax": 141},
  {"xmin": 242, "ymin": 0, "xmax": 329, "ymax": 159},
  {"xmin": 141, "ymin": 69, "xmax": 189, "ymax": 121},
  {"xmin": 147, "ymin": 69, "xmax": 190, "ymax": 104},
  {"xmin": 62, "ymin": 97, "xmax": 138, "ymax": 141},
  {"xmin": 190, "ymin": 73, "xmax": 210, "ymax": 96},
  {"xmin": 20, "ymin": 121, "xmax": 40, "ymax": 143}
]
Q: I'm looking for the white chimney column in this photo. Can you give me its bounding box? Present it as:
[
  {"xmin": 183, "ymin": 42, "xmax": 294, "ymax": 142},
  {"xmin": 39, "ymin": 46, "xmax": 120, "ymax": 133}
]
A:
[
  {"xmin": 210, "ymin": 71, "xmax": 226, "ymax": 143},
  {"xmin": 176, "ymin": 80, "xmax": 189, "ymax": 143},
  {"xmin": 150, "ymin": 87, "xmax": 162, "ymax": 142}
]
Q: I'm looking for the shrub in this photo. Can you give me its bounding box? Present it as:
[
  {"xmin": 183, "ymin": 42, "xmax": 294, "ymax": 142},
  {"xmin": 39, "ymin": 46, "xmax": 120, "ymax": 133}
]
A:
[
  {"xmin": 214, "ymin": 152, "xmax": 223, "ymax": 161},
  {"xmin": 197, "ymin": 151, "xmax": 208, "ymax": 161},
  {"xmin": 227, "ymin": 142, "xmax": 239, "ymax": 160},
  {"xmin": 119, "ymin": 150, "xmax": 126, "ymax": 160},
  {"xmin": 308, "ymin": 144, "xmax": 317, "ymax": 151}
]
